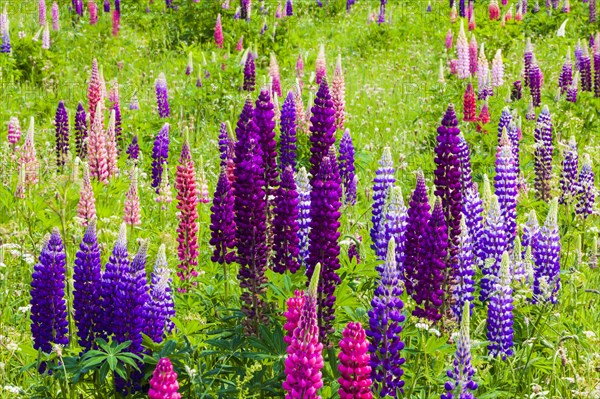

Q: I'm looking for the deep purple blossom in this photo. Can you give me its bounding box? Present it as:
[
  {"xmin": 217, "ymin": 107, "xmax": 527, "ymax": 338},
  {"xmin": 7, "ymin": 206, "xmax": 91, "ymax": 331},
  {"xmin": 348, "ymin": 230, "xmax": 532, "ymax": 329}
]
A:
[
  {"xmin": 533, "ymin": 106, "xmax": 553, "ymax": 201},
  {"xmin": 279, "ymin": 91, "xmax": 297, "ymax": 172},
  {"xmin": 479, "ymin": 196, "xmax": 508, "ymax": 302},
  {"xmin": 457, "ymin": 134, "xmax": 474, "ymax": 194},
  {"xmin": 74, "ymin": 102, "xmax": 87, "ymax": 159},
  {"xmin": 254, "ymin": 88, "xmax": 279, "ymax": 201},
  {"xmin": 126, "ymin": 135, "xmax": 139, "ymax": 161},
  {"xmin": 296, "ymin": 167, "xmax": 311, "ymax": 270},
  {"xmin": 452, "ymin": 217, "xmax": 476, "ymax": 321},
  {"xmin": 210, "ymin": 168, "xmax": 236, "ymax": 264},
  {"xmin": 486, "ymin": 252, "xmax": 514, "ymax": 359},
  {"xmin": 243, "ymin": 53, "xmax": 256, "ymax": 92},
  {"xmin": 152, "ymin": 123, "xmax": 170, "ymax": 191},
  {"xmin": 144, "ymin": 244, "xmax": 176, "ymax": 343},
  {"xmin": 55, "ymin": 101, "xmax": 69, "ymax": 168},
  {"xmin": 272, "ymin": 166, "xmax": 300, "ymax": 274},
  {"xmin": 371, "ymin": 147, "xmax": 396, "ymax": 260},
  {"xmin": 559, "ymin": 53, "xmax": 573, "ymax": 95},
  {"xmin": 309, "ymin": 79, "xmax": 336, "ymax": 182},
  {"xmin": 155, "ymin": 73, "xmax": 170, "ymax": 118},
  {"xmin": 339, "ymin": 129, "xmax": 357, "ymax": 205},
  {"xmin": 100, "ymin": 224, "xmax": 129, "ymax": 337}
]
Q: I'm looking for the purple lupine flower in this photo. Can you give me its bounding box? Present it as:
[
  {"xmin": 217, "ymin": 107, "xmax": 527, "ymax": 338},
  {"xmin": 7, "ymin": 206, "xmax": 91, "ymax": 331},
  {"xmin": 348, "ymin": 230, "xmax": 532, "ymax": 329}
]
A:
[
  {"xmin": 575, "ymin": 40, "xmax": 583, "ymax": 71},
  {"xmin": 576, "ymin": 155, "xmax": 595, "ymax": 218},
  {"xmin": 486, "ymin": 252, "xmax": 514, "ymax": 359},
  {"xmin": 459, "ymin": 0, "xmax": 466, "ymax": 16},
  {"xmin": 566, "ymin": 73, "xmax": 579, "ymax": 103},
  {"xmin": 339, "ymin": 129, "xmax": 357, "ymax": 205},
  {"xmin": 1, "ymin": 22, "xmax": 10, "ymax": 53},
  {"xmin": 452, "ymin": 217, "xmax": 475, "ymax": 321},
  {"xmin": 524, "ymin": 38, "xmax": 533, "ymax": 88},
  {"xmin": 210, "ymin": 167, "xmax": 236, "ymax": 265},
  {"xmin": 243, "ymin": 52, "xmax": 256, "ymax": 92},
  {"xmin": 591, "ymin": 0, "xmax": 596, "ymax": 22},
  {"xmin": 497, "ymin": 107, "xmax": 513, "ymax": 141},
  {"xmin": 532, "ymin": 199, "xmax": 560, "ymax": 304},
  {"xmin": 526, "ymin": 99, "xmax": 536, "ymax": 120},
  {"xmin": 126, "ymin": 135, "xmax": 139, "ymax": 161},
  {"xmin": 73, "ymin": 221, "xmax": 103, "ymax": 350},
  {"xmin": 74, "ymin": 102, "xmax": 87, "ymax": 159},
  {"xmin": 254, "ymin": 88, "xmax": 279, "ymax": 202},
  {"xmin": 155, "ymin": 73, "xmax": 170, "ymax": 118},
  {"xmin": 151, "ymin": 123, "xmax": 170, "ymax": 191},
  {"xmin": 404, "ymin": 170, "xmax": 431, "ymax": 297},
  {"xmin": 100, "ymin": 224, "xmax": 129, "ymax": 337},
  {"xmin": 296, "ymin": 167, "xmax": 311, "ymax": 270},
  {"xmin": 144, "ymin": 244, "xmax": 176, "ymax": 343},
  {"xmin": 522, "ymin": 210, "xmax": 540, "ymax": 258},
  {"xmin": 55, "ymin": 100, "xmax": 69, "ymax": 168},
  {"xmin": 442, "ymin": 301, "xmax": 477, "ymax": 399},
  {"xmin": 112, "ymin": 102, "xmax": 122, "ymax": 146},
  {"xmin": 309, "ymin": 79, "xmax": 336, "ymax": 182},
  {"xmin": 129, "ymin": 95, "xmax": 140, "ymax": 110},
  {"xmin": 581, "ymin": 46, "xmax": 592, "ymax": 92},
  {"xmin": 346, "ymin": 0, "xmax": 355, "ymax": 12},
  {"xmin": 507, "ymin": 121, "xmax": 521, "ymax": 171},
  {"xmin": 457, "ymin": 134, "xmax": 474, "ymax": 194},
  {"xmin": 462, "ymin": 184, "xmax": 485, "ymax": 264},
  {"xmin": 479, "ymin": 195, "xmax": 508, "ymax": 302},
  {"xmin": 286, "ymin": 0, "xmax": 293, "ymax": 15},
  {"xmin": 559, "ymin": 136, "xmax": 579, "ymax": 204},
  {"xmin": 30, "ymin": 229, "xmax": 69, "ymax": 356},
  {"xmin": 529, "ymin": 57, "xmax": 542, "ymax": 107},
  {"xmin": 272, "ymin": 166, "xmax": 300, "ymax": 274},
  {"xmin": 412, "ymin": 198, "xmax": 447, "ymax": 322},
  {"xmin": 218, "ymin": 122, "xmax": 229, "ymax": 168},
  {"xmin": 367, "ymin": 239, "xmax": 406, "ymax": 398},
  {"xmin": 594, "ymin": 50, "xmax": 600, "ymax": 97},
  {"xmin": 533, "ymin": 105, "xmax": 553, "ymax": 201},
  {"xmin": 558, "ymin": 52, "xmax": 573, "ymax": 95},
  {"xmin": 383, "ymin": 187, "xmax": 407, "ymax": 274},
  {"xmin": 511, "ymin": 80, "xmax": 523, "ymax": 101},
  {"xmin": 279, "ymin": 91, "xmax": 297, "ymax": 172},
  {"xmin": 104, "ymin": 0, "xmax": 110, "ymax": 12},
  {"xmin": 233, "ymin": 99, "xmax": 269, "ymax": 335},
  {"xmin": 495, "ymin": 129, "xmax": 518, "ymax": 249},
  {"xmin": 371, "ymin": 147, "xmax": 396, "ymax": 260},
  {"xmin": 434, "ymin": 104, "xmax": 463, "ymax": 306},
  {"xmin": 307, "ymin": 155, "xmax": 342, "ymax": 345},
  {"xmin": 378, "ymin": 0, "xmax": 386, "ymax": 23}
]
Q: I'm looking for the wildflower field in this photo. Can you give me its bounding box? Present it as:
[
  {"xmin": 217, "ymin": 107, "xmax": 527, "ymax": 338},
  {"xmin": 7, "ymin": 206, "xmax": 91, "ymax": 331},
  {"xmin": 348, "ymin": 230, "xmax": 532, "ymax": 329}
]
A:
[{"xmin": 1, "ymin": 0, "xmax": 600, "ymax": 397}]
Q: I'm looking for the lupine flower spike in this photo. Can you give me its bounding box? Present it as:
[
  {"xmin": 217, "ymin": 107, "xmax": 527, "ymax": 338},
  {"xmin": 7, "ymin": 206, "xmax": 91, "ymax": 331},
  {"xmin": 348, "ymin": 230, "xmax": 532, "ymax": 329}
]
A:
[
  {"xmin": 479, "ymin": 195, "xmax": 508, "ymax": 301},
  {"xmin": 457, "ymin": 21, "xmax": 469, "ymax": 79},
  {"xmin": 296, "ymin": 167, "xmax": 311, "ymax": 270},
  {"xmin": 338, "ymin": 322, "xmax": 373, "ymax": 399},
  {"xmin": 339, "ymin": 129, "xmax": 356, "ymax": 205},
  {"xmin": 532, "ymin": 198, "xmax": 561, "ymax": 303},
  {"xmin": 214, "ymin": 14, "xmax": 223, "ymax": 48},
  {"xmin": 331, "ymin": 55, "xmax": 346, "ymax": 131},
  {"xmin": 559, "ymin": 136, "xmax": 579, "ymax": 204},
  {"xmin": 123, "ymin": 167, "xmax": 141, "ymax": 226},
  {"xmin": 148, "ymin": 358, "xmax": 181, "ymax": 399},
  {"xmin": 77, "ymin": 163, "xmax": 97, "ymax": 226},
  {"xmin": 144, "ymin": 245, "xmax": 176, "ymax": 343},
  {"xmin": 486, "ymin": 252, "xmax": 514, "ymax": 359},
  {"xmin": 156, "ymin": 73, "xmax": 170, "ymax": 118},
  {"xmin": 576, "ymin": 155, "xmax": 595, "ymax": 218},
  {"xmin": 19, "ymin": 118, "xmax": 40, "ymax": 187},
  {"xmin": 371, "ymin": 147, "xmax": 396, "ymax": 260},
  {"xmin": 316, "ymin": 44, "xmax": 327, "ymax": 85},
  {"xmin": 54, "ymin": 101, "xmax": 69, "ymax": 169}
]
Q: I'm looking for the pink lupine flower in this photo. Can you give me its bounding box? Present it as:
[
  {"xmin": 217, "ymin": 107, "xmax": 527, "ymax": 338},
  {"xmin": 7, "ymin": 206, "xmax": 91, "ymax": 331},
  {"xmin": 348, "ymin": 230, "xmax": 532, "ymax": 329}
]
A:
[
  {"xmin": 296, "ymin": 52, "xmax": 304, "ymax": 79},
  {"xmin": 450, "ymin": 2, "xmax": 458, "ymax": 22},
  {"xmin": 236, "ymin": 35, "xmax": 244, "ymax": 51},
  {"xmin": 445, "ymin": 29, "xmax": 453, "ymax": 50},
  {"xmin": 15, "ymin": 164, "xmax": 25, "ymax": 199},
  {"xmin": 156, "ymin": 167, "xmax": 173, "ymax": 209},
  {"xmin": 87, "ymin": 103, "xmax": 109, "ymax": 184},
  {"xmin": 505, "ymin": 5, "xmax": 513, "ymax": 21},
  {"xmin": 19, "ymin": 117, "xmax": 39, "ymax": 186},
  {"xmin": 338, "ymin": 322, "xmax": 372, "ymax": 399},
  {"xmin": 109, "ymin": 79, "xmax": 119, "ymax": 105},
  {"xmin": 51, "ymin": 2, "xmax": 59, "ymax": 31},
  {"xmin": 88, "ymin": 59, "xmax": 102, "ymax": 125},
  {"xmin": 77, "ymin": 163, "xmax": 97, "ymax": 226},
  {"xmin": 276, "ymin": 2, "xmax": 282, "ymax": 18},
  {"xmin": 516, "ymin": 2, "xmax": 524, "ymax": 19},
  {"xmin": 331, "ymin": 54, "xmax": 346, "ymax": 131},
  {"xmin": 449, "ymin": 59, "xmax": 459, "ymax": 75},
  {"xmin": 315, "ymin": 44, "xmax": 327, "ymax": 85},
  {"xmin": 469, "ymin": 35, "xmax": 478, "ymax": 76},
  {"xmin": 468, "ymin": 10, "xmax": 476, "ymax": 31},
  {"xmin": 148, "ymin": 358, "xmax": 181, "ymax": 399},
  {"xmin": 41, "ymin": 23, "xmax": 50, "ymax": 49},
  {"xmin": 457, "ymin": 21, "xmax": 470, "ymax": 78},
  {"xmin": 105, "ymin": 109, "xmax": 118, "ymax": 179},
  {"xmin": 284, "ymin": 290, "xmax": 305, "ymax": 344},
  {"xmin": 489, "ymin": 0, "xmax": 500, "ymax": 19},
  {"xmin": 214, "ymin": 14, "xmax": 223, "ymax": 48},
  {"xmin": 269, "ymin": 53, "xmax": 282, "ymax": 97},
  {"xmin": 8, "ymin": 117, "xmax": 21, "ymax": 147},
  {"xmin": 491, "ymin": 49, "xmax": 504, "ymax": 88},
  {"xmin": 294, "ymin": 82, "xmax": 308, "ymax": 134},
  {"xmin": 112, "ymin": 8, "xmax": 120, "ymax": 36},
  {"xmin": 88, "ymin": 1, "xmax": 98, "ymax": 25},
  {"xmin": 123, "ymin": 168, "xmax": 141, "ymax": 226},
  {"xmin": 39, "ymin": 0, "xmax": 46, "ymax": 26}
]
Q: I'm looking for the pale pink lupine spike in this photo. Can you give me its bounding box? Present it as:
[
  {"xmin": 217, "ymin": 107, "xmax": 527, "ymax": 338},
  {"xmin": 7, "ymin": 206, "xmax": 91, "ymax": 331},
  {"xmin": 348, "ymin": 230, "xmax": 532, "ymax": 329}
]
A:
[
  {"xmin": 294, "ymin": 81, "xmax": 308, "ymax": 134},
  {"xmin": 105, "ymin": 109, "xmax": 118, "ymax": 179},
  {"xmin": 15, "ymin": 163, "xmax": 25, "ymax": 199},
  {"xmin": 236, "ymin": 35, "xmax": 244, "ymax": 51},
  {"xmin": 19, "ymin": 117, "xmax": 40, "ymax": 186},
  {"xmin": 272, "ymin": 91, "xmax": 281, "ymax": 122},
  {"xmin": 331, "ymin": 54, "xmax": 346, "ymax": 131},
  {"xmin": 491, "ymin": 49, "xmax": 504, "ymax": 88},
  {"xmin": 77, "ymin": 163, "xmax": 97, "ymax": 226},
  {"xmin": 456, "ymin": 20, "xmax": 470, "ymax": 78},
  {"xmin": 155, "ymin": 166, "xmax": 173, "ymax": 209},
  {"xmin": 315, "ymin": 44, "xmax": 327, "ymax": 85},
  {"xmin": 123, "ymin": 167, "xmax": 141, "ymax": 226},
  {"xmin": 51, "ymin": 2, "xmax": 59, "ymax": 31},
  {"xmin": 109, "ymin": 79, "xmax": 119, "ymax": 105},
  {"xmin": 41, "ymin": 22, "xmax": 50, "ymax": 49},
  {"xmin": 269, "ymin": 53, "xmax": 282, "ymax": 97},
  {"xmin": 88, "ymin": 103, "xmax": 109, "ymax": 184},
  {"xmin": 197, "ymin": 159, "xmax": 210, "ymax": 204}
]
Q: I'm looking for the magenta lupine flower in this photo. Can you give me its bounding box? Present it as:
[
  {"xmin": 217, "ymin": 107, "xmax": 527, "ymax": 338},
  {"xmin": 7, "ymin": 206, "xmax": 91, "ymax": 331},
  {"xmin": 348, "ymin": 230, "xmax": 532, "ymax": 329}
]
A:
[
  {"xmin": 533, "ymin": 105, "xmax": 553, "ymax": 201},
  {"xmin": 445, "ymin": 29, "xmax": 453, "ymax": 50},
  {"xmin": 54, "ymin": 100, "xmax": 69, "ymax": 169},
  {"xmin": 489, "ymin": 0, "xmax": 500, "ymax": 18},
  {"xmin": 52, "ymin": 2, "xmax": 59, "ymax": 30},
  {"xmin": 463, "ymin": 83, "xmax": 477, "ymax": 122},
  {"xmin": 243, "ymin": 52, "xmax": 256, "ymax": 92},
  {"xmin": 39, "ymin": 0, "xmax": 47, "ymax": 26},
  {"xmin": 77, "ymin": 164, "xmax": 97, "ymax": 226},
  {"xmin": 214, "ymin": 14, "xmax": 223, "ymax": 48},
  {"xmin": 383, "ymin": 187, "xmax": 408, "ymax": 274},
  {"xmin": 279, "ymin": 91, "xmax": 297, "ymax": 172},
  {"xmin": 144, "ymin": 244, "xmax": 176, "ymax": 343},
  {"xmin": 532, "ymin": 199, "xmax": 561, "ymax": 303},
  {"xmin": 309, "ymin": 79, "xmax": 336, "ymax": 181},
  {"xmin": 338, "ymin": 322, "xmax": 373, "ymax": 399},
  {"xmin": 283, "ymin": 266, "xmax": 324, "ymax": 399},
  {"xmin": 576, "ymin": 155, "xmax": 595, "ymax": 218},
  {"xmin": 339, "ymin": 129, "xmax": 356, "ymax": 205},
  {"xmin": 315, "ymin": 44, "xmax": 327, "ymax": 85},
  {"xmin": 88, "ymin": 59, "xmax": 102, "ymax": 125},
  {"xmin": 495, "ymin": 129, "xmax": 518, "ymax": 248},
  {"xmin": 307, "ymin": 155, "xmax": 342, "ymax": 344},
  {"xmin": 112, "ymin": 8, "xmax": 120, "ymax": 36},
  {"xmin": 89, "ymin": 0, "xmax": 98, "ymax": 24},
  {"xmin": 371, "ymin": 147, "xmax": 396, "ymax": 260},
  {"xmin": 479, "ymin": 196, "xmax": 508, "ymax": 302},
  {"xmin": 156, "ymin": 73, "xmax": 170, "ymax": 118},
  {"xmin": 331, "ymin": 55, "xmax": 346, "ymax": 131},
  {"xmin": 236, "ymin": 35, "xmax": 244, "ymax": 51},
  {"xmin": 486, "ymin": 252, "xmax": 514, "ymax": 359},
  {"xmin": 273, "ymin": 166, "xmax": 301, "ymax": 274},
  {"xmin": 469, "ymin": 35, "xmax": 478, "ymax": 76},
  {"xmin": 296, "ymin": 167, "xmax": 311, "ymax": 270},
  {"xmin": 123, "ymin": 168, "xmax": 141, "ymax": 226},
  {"xmin": 148, "ymin": 358, "xmax": 182, "ymax": 399},
  {"xmin": 8, "ymin": 117, "xmax": 21, "ymax": 147},
  {"xmin": 456, "ymin": 21, "xmax": 470, "ymax": 79},
  {"xmin": 210, "ymin": 168, "xmax": 236, "ymax": 265},
  {"xmin": 284, "ymin": 290, "xmax": 305, "ymax": 345},
  {"xmin": 559, "ymin": 136, "xmax": 579, "ymax": 204},
  {"xmin": 367, "ymin": 239, "xmax": 406, "ymax": 397}
]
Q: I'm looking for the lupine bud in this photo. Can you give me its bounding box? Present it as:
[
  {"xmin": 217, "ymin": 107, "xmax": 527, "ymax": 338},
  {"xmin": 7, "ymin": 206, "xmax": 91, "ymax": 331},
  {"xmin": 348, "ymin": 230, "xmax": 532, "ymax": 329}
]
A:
[
  {"xmin": 8, "ymin": 117, "xmax": 20, "ymax": 146},
  {"xmin": 489, "ymin": 0, "xmax": 500, "ymax": 19},
  {"xmin": 41, "ymin": 22, "xmax": 50, "ymax": 49},
  {"xmin": 149, "ymin": 358, "xmax": 181, "ymax": 399},
  {"xmin": 269, "ymin": 53, "xmax": 282, "ymax": 97},
  {"xmin": 338, "ymin": 322, "xmax": 373, "ymax": 399},
  {"xmin": 316, "ymin": 44, "xmax": 327, "ymax": 85},
  {"xmin": 123, "ymin": 168, "xmax": 141, "ymax": 226}
]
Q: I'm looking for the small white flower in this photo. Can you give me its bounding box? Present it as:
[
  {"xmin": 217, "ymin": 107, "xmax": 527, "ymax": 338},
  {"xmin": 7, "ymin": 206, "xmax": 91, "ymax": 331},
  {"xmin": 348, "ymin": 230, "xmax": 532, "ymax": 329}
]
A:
[
  {"xmin": 185, "ymin": 365, "xmax": 197, "ymax": 379},
  {"xmin": 415, "ymin": 322, "xmax": 429, "ymax": 331},
  {"xmin": 17, "ymin": 305, "xmax": 31, "ymax": 313},
  {"xmin": 6, "ymin": 342, "xmax": 19, "ymax": 352},
  {"xmin": 583, "ymin": 331, "xmax": 596, "ymax": 339},
  {"xmin": 3, "ymin": 385, "xmax": 21, "ymax": 394},
  {"xmin": 428, "ymin": 328, "xmax": 441, "ymax": 337}
]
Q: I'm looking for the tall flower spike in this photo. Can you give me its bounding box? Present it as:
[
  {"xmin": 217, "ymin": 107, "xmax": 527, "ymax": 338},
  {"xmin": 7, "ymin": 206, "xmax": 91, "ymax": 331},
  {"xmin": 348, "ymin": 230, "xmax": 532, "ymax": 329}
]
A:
[
  {"xmin": 87, "ymin": 103, "xmax": 109, "ymax": 184},
  {"xmin": 283, "ymin": 264, "xmax": 324, "ymax": 399},
  {"xmin": 54, "ymin": 100, "xmax": 69, "ymax": 169},
  {"xmin": 489, "ymin": 0, "xmax": 500, "ymax": 19},
  {"xmin": 339, "ymin": 129, "xmax": 356, "ymax": 205},
  {"xmin": 576, "ymin": 155, "xmax": 595, "ymax": 218},
  {"xmin": 309, "ymin": 78, "xmax": 336, "ymax": 181},
  {"xmin": 463, "ymin": 83, "xmax": 477, "ymax": 122},
  {"xmin": 491, "ymin": 49, "xmax": 504, "ymax": 88},
  {"xmin": 214, "ymin": 14, "xmax": 223, "ymax": 48},
  {"xmin": 254, "ymin": 87, "xmax": 279, "ymax": 204},
  {"xmin": 581, "ymin": 46, "xmax": 592, "ymax": 92},
  {"xmin": 559, "ymin": 51, "xmax": 573, "ymax": 95},
  {"xmin": 316, "ymin": 44, "xmax": 327, "ymax": 85},
  {"xmin": 383, "ymin": 187, "xmax": 408, "ymax": 274},
  {"xmin": 74, "ymin": 102, "xmax": 88, "ymax": 159},
  {"xmin": 89, "ymin": 0, "xmax": 98, "ymax": 24},
  {"xmin": 273, "ymin": 166, "xmax": 301, "ymax": 274},
  {"xmin": 442, "ymin": 301, "xmax": 478, "ymax": 399},
  {"xmin": 524, "ymin": 38, "xmax": 533, "ymax": 87},
  {"xmin": 371, "ymin": 147, "xmax": 396, "ymax": 260},
  {"xmin": 105, "ymin": 109, "xmax": 118, "ymax": 179},
  {"xmin": 156, "ymin": 73, "xmax": 170, "ymax": 118},
  {"xmin": 487, "ymin": 252, "xmax": 514, "ymax": 359},
  {"xmin": 279, "ymin": 91, "xmax": 298, "ymax": 172},
  {"xmin": 77, "ymin": 163, "xmax": 97, "ymax": 226},
  {"xmin": 469, "ymin": 35, "xmax": 478, "ymax": 76},
  {"xmin": 148, "ymin": 358, "xmax": 181, "ymax": 399},
  {"xmin": 533, "ymin": 105, "xmax": 553, "ymax": 201},
  {"xmin": 52, "ymin": 2, "xmax": 59, "ymax": 31},
  {"xmin": 8, "ymin": 117, "xmax": 21, "ymax": 147},
  {"xmin": 284, "ymin": 290, "xmax": 305, "ymax": 344},
  {"xmin": 477, "ymin": 44, "xmax": 489, "ymax": 98},
  {"xmin": 457, "ymin": 21, "xmax": 470, "ymax": 79},
  {"xmin": 529, "ymin": 56, "xmax": 542, "ymax": 107},
  {"xmin": 144, "ymin": 245, "xmax": 176, "ymax": 343},
  {"xmin": 269, "ymin": 53, "xmax": 282, "ymax": 97},
  {"xmin": 127, "ymin": 135, "xmax": 139, "ymax": 162},
  {"xmin": 367, "ymin": 238, "xmax": 406, "ymax": 397},
  {"xmin": 39, "ymin": 0, "xmax": 47, "ymax": 26},
  {"xmin": 495, "ymin": 128, "xmax": 518, "ymax": 248},
  {"xmin": 152, "ymin": 123, "xmax": 170, "ymax": 191},
  {"xmin": 88, "ymin": 59, "xmax": 102, "ymax": 125},
  {"xmin": 338, "ymin": 322, "xmax": 373, "ymax": 399},
  {"xmin": 331, "ymin": 55, "xmax": 346, "ymax": 131},
  {"xmin": 243, "ymin": 52, "xmax": 256, "ymax": 92},
  {"xmin": 112, "ymin": 7, "xmax": 120, "ymax": 36},
  {"xmin": 100, "ymin": 223, "xmax": 128, "ymax": 337},
  {"xmin": 30, "ymin": 229, "xmax": 69, "ymax": 356},
  {"xmin": 123, "ymin": 168, "xmax": 141, "ymax": 226},
  {"xmin": 479, "ymin": 195, "xmax": 508, "ymax": 302},
  {"xmin": 73, "ymin": 221, "xmax": 103, "ymax": 350},
  {"xmin": 463, "ymin": 184, "xmax": 485, "ymax": 262},
  {"xmin": 210, "ymin": 167, "xmax": 236, "ymax": 264},
  {"xmin": 445, "ymin": 29, "xmax": 453, "ymax": 50},
  {"xmin": 296, "ymin": 167, "xmax": 311, "ymax": 270},
  {"xmin": 559, "ymin": 136, "xmax": 579, "ymax": 204},
  {"xmin": 452, "ymin": 217, "xmax": 476, "ymax": 321},
  {"xmin": 19, "ymin": 118, "xmax": 39, "ymax": 187},
  {"xmin": 532, "ymin": 199, "xmax": 561, "ymax": 303}
]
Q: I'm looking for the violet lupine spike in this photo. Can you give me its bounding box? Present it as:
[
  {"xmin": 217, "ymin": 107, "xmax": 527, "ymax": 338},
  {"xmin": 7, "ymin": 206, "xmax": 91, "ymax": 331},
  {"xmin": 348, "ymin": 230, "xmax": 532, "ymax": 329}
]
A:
[
  {"xmin": 442, "ymin": 301, "xmax": 478, "ymax": 399},
  {"xmin": 367, "ymin": 238, "xmax": 406, "ymax": 397},
  {"xmin": 532, "ymin": 199, "xmax": 561, "ymax": 304},
  {"xmin": 404, "ymin": 170, "xmax": 431, "ymax": 297},
  {"xmin": 457, "ymin": 134, "xmax": 474, "ymax": 194},
  {"xmin": 479, "ymin": 195, "xmax": 508, "ymax": 302},
  {"xmin": 331, "ymin": 54, "xmax": 346, "ymax": 131},
  {"xmin": 77, "ymin": 164, "xmax": 97, "ymax": 226},
  {"xmin": 507, "ymin": 121, "xmax": 521, "ymax": 171},
  {"xmin": 559, "ymin": 52, "xmax": 573, "ymax": 95},
  {"xmin": 576, "ymin": 155, "xmax": 595, "ymax": 218},
  {"xmin": 445, "ymin": 29, "xmax": 453, "ymax": 51},
  {"xmin": 591, "ymin": 0, "xmax": 597, "ymax": 23},
  {"xmin": 152, "ymin": 123, "xmax": 170, "ymax": 191},
  {"xmin": 456, "ymin": 21, "xmax": 469, "ymax": 79},
  {"xmin": 575, "ymin": 40, "xmax": 583, "ymax": 71},
  {"xmin": 315, "ymin": 44, "xmax": 327, "ymax": 85},
  {"xmin": 126, "ymin": 135, "xmax": 139, "ymax": 162},
  {"xmin": 144, "ymin": 244, "xmax": 176, "ymax": 343},
  {"xmin": 74, "ymin": 102, "xmax": 88, "ymax": 159},
  {"xmin": 339, "ymin": 129, "xmax": 357, "ymax": 205},
  {"xmin": 308, "ymin": 78, "xmax": 336, "ymax": 181},
  {"xmin": 338, "ymin": 322, "xmax": 373, "ymax": 399},
  {"xmin": 73, "ymin": 221, "xmax": 103, "ymax": 350},
  {"xmin": 279, "ymin": 91, "xmax": 297, "ymax": 173},
  {"xmin": 254, "ymin": 88, "xmax": 279, "ymax": 203},
  {"xmin": 462, "ymin": 184, "xmax": 485, "ymax": 263},
  {"xmin": 296, "ymin": 167, "xmax": 311, "ymax": 271},
  {"xmin": 524, "ymin": 38, "xmax": 533, "ymax": 88},
  {"xmin": 218, "ymin": 122, "xmax": 229, "ymax": 168},
  {"xmin": 306, "ymin": 155, "xmax": 342, "ymax": 345},
  {"xmin": 30, "ymin": 228, "xmax": 69, "ymax": 356},
  {"xmin": 559, "ymin": 136, "xmax": 579, "ymax": 204},
  {"xmin": 156, "ymin": 73, "xmax": 170, "ymax": 118},
  {"xmin": 412, "ymin": 198, "xmax": 448, "ymax": 322},
  {"xmin": 210, "ymin": 168, "xmax": 237, "ymax": 265},
  {"xmin": 486, "ymin": 252, "xmax": 514, "ymax": 359},
  {"xmin": 383, "ymin": 187, "xmax": 407, "ymax": 275},
  {"xmin": 469, "ymin": 35, "xmax": 478, "ymax": 77},
  {"xmin": 371, "ymin": 147, "xmax": 396, "ymax": 260},
  {"xmin": 286, "ymin": 0, "xmax": 293, "ymax": 15},
  {"xmin": 495, "ymin": 129, "xmax": 518, "ymax": 249},
  {"xmin": 52, "ymin": 2, "xmax": 59, "ymax": 30},
  {"xmin": 566, "ymin": 73, "xmax": 579, "ymax": 103},
  {"xmin": 39, "ymin": 0, "xmax": 46, "ymax": 26},
  {"xmin": 452, "ymin": 217, "xmax": 476, "ymax": 321},
  {"xmin": 511, "ymin": 80, "xmax": 522, "ymax": 101},
  {"xmin": 497, "ymin": 107, "xmax": 513, "ymax": 141},
  {"xmin": 103, "ymin": 0, "xmax": 110, "ymax": 12},
  {"xmin": 149, "ymin": 358, "xmax": 182, "ymax": 399},
  {"xmin": 1, "ymin": 17, "xmax": 10, "ymax": 54},
  {"xmin": 55, "ymin": 100, "xmax": 69, "ymax": 169},
  {"xmin": 594, "ymin": 50, "xmax": 600, "ymax": 98},
  {"xmin": 112, "ymin": 102, "xmax": 122, "ymax": 146},
  {"xmin": 581, "ymin": 46, "xmax": 592, "ymax": 92},
  {"xmin": 533, "ymin": 105, "xmax": 553, "ymax": 201},
  {"xmin": 282, "ymin": 265, "xmax": 324, "ymax": 399},
  {"xmin": 243, "ymin": 52, "xmax": 256, "ymax": 92},
  {"xmin": 272, "ymin": 166, "xmax": 301, "ymax": 274},
  {"xmin": 100, "ymin": 224, "xmax": 128, "ymax": 337},
  {"xmin": 233, "ymin": 101, "xmax": 269, "ymax": 335},
  {"xmin": 529, "ymin": 57, "xmax": 542, "ymax": 107}
]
